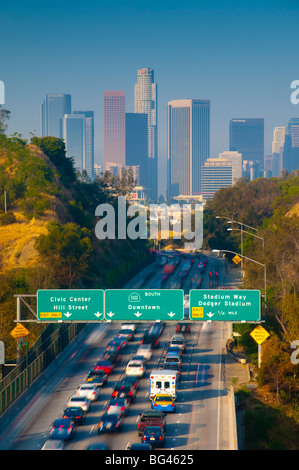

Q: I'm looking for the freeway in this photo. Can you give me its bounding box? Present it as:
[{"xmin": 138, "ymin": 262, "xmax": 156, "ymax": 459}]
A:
[{"xmin": 0, "ymin": 252, "xmax": 238, "ymax": 450}]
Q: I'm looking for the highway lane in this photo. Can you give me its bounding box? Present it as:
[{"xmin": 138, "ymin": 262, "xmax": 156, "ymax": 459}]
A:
[{"xmin": 0, "ymin": 252, "xmax": 236, "ymax": 450}]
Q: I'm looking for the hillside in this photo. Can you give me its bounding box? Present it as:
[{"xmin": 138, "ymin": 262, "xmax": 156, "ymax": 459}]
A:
[{"xmin": 0, "ymin": 134, "xmax": 149, "ymax": 359}]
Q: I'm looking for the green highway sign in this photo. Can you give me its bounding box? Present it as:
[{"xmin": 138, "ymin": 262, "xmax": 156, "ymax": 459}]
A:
[
  {"xmin": 189, "ymin": 289, "xmax": 261, "ymax": 322},
  {"xmin": 37, "ymin": 289, "xmax": 104, "ymax": 321},
  {"xmin": 105, "ymin": 289, "xmax": 184, "ymax": 322}
]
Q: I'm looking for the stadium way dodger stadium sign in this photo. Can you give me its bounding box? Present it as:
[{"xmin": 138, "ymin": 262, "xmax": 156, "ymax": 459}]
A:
[{"xmin": 190, "ymin": 289, "xmax": 261, "ymax": 321}]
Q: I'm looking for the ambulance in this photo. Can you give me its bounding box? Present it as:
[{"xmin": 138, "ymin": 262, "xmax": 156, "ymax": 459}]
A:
[{"xmin": 149, "ymin": 369, "xmax": 178, "ymax": 400}]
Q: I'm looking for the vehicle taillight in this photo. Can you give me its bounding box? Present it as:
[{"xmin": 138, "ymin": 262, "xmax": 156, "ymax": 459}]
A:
[
  {"xmin": 107, "ymin": 406, "xmax": 110, "ymax": 411},
  {"xmin": 142, "ymin": 436, "xmax": 146, "ymax": 441},
  {"xmin": 128, "ymin": 391, "xmax": 133, "ymax": 396},
  {"xmin": 171, "ymin": 403, "xmax": 175, "ymax": 406},
  {"xmin": 159, "ymin": 436, "xmax": 163, "ymax": 440},
  {"xmin": 67, "ymin": 426, "xmax": 72, "ymax": 433},
  {"xmin": 99, "ymin": 421, "xmax": 103, "ymax": 427},
  {"xmin": 120, "ymin": 406, "xmax": 125, "ymax": 411}
]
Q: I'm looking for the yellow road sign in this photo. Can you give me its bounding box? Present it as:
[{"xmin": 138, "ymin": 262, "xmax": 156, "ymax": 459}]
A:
[
  {"xmin": 191, "ymin": 307, "xmax": 204, "ymax": 318},
  {"xmin": 10, "ymin": 323, "xmax": 30, "ymax": 339},
  {"xmin": 232, "ymin": 255, "xmax": 242, "ymax": 265},
  {"xmin": 250, "ymin": 325, "xmax": 270, "ymax": 345}
]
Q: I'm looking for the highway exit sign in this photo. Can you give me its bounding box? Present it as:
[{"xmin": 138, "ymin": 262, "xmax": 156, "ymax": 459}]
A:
[
  {"xmin": 37, "ymin": 289, "xmax": 104, "ymax": 322},
  {"xmin": 190, "ymin": 289, "xmax": 261, "ymax": 322},
  {"xmin": 105, "ymin": 289, "xmax": 184, "ymax": 322}
]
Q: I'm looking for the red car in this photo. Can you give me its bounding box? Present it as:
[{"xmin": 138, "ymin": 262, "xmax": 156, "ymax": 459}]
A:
[{"xmin": 93, "ymin": 359, "xmax": 114, "ymax": 375}]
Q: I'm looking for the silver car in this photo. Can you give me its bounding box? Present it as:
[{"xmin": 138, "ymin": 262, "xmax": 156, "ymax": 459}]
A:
[
  {"xmin": 67, "ymin": 395, "xmax": 91, "ymax": 411},
  {"xmin": 106, "ymin": 397, "xmax": 130, "ymax": 416},
  {"xmin": 76, "ymin": 383, "xmax": 101, "ymax": 401}
]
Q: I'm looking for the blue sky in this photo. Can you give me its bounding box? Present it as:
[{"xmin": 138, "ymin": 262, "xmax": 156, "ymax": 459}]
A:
[{"xmin": 1, "ymin": 0, "xmax": 299, "ymax": 195}]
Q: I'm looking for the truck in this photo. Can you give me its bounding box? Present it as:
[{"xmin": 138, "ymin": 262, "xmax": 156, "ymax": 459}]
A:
[{"xmin": 149, "ymin": 369, "xmax": 179, "ymax": 400}]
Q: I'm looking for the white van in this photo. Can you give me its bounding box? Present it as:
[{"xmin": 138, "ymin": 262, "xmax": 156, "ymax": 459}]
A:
[{"xmin": 149, "ymin": 369, "xmax": 178, "ymax": 400}]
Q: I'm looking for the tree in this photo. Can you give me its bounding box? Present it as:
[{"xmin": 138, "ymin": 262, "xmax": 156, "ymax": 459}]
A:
[{"xmin": 34, "ymin": 222, "xmax": 93, "ymax": 288}]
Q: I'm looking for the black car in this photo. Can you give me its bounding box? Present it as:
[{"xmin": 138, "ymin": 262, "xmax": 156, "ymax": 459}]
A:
[
  {"xmin": 141, "ymin": 426, "xmax": 165, "ymax": 448},
  {"xmin": 103, "ymin": 350, "xmax": 122, "ymax": 364},
  {"xmin": 85, "ymin": 370, "xmax": 108, "ymax": 386},
  {"xmin": 49, "ymin": 418, "xmax": 76, "ymax": 440},
  {"xmin": 111, "ymin": 382, "xmax": 137, "ymax": 402},
  {"xmin": 120, "ymin": 376, "xmax": 140, "ymax": 391},
  {"xmin": 62, "ymin": 407, "xmax": 86, "ymax": 425},
  {"xmin": 86, "ymin": 443, "xmax": 109, "ymax": 450},
  {"xmin": 98, "ymin": 413, "xmax": 124, "ymax": 433}
]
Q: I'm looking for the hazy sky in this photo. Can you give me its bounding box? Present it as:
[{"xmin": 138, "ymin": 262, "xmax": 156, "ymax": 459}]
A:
[{"xmin": 1, "ymin": 0, "xmax": 299, "ymax": 195}]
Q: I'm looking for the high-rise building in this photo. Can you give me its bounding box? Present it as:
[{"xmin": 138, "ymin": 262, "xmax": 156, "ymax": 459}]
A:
[
  {"xmin": 272, "ymin": 126, "xmax": 286, "ymax": 176},
  {"xmin": 229, "ymin": 118, "xmax": 264, "ymax": 169},
  {"xmin": 167, "ymin": 99, "xmax": 210, "ymax": 200},
  {"xmin": 201, "ymin": 151, "xmax": 242, "ymax": 200},
  {"xmin": 103, "ymin": 91, "xmax": 126, "ymax": 170},
  {"xmin": 125, "ymin": 112, "xmax": 149, "ymax": 192},
  {"xmin": 134, "ymin": 68, "xmax": 158, "ymax": 201},
  {"xmin": 283, "ymin": 118, "xmax": 299, "ymax": 173},
  {"xmin": 74, "ymin": 110, "xmax": 94, "ymax": 179},
  {"xmin": 41, "ymin": 94, "xmax": 71, "ymax": 138},
  {"xmin": 60, "ymin": 114, "xmax": 85, "ymax": 173}
]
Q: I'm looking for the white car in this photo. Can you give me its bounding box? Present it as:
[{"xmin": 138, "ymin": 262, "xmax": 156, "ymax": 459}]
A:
[
  {"xmin": 41, "ymin": 439, "xmax": 65, "ymax": 450},
  {"xmin": 67, "ymin": 395, "xmax": 91, "ymax": 412},
  {"xmin": 121, "ymin": 323, "xmax": 137, "ymax": 332},
  {"xmin": 76, "ymin": 383, "xmax": 101, "ymax": 401},
  {"xmin": 136, "ymin": 344, "xmax": 152, "ymax": 361},
  {"xmin": 125, "ymin": 359, "xmax": 145, "ymax": 377}
]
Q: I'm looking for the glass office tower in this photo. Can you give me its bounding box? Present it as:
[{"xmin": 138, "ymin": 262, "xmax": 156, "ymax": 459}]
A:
[
  {"xmin": 167, "ymin": 99, "xmax": 210, "ymax": 200},
  {"xmin": 41, "ymin": 94, "xmax": 71, "ymax": 137},
  {"xmin": 74, "ymin": 110, "xmax": 94, "ymax": 179},
  {"xmin": 134, "ymin": 68, "xmax": 158, "ymax": 201},
  {"xmin": 103, "ymin": 91, "xmax": 126, "ymax": 170},
  {"xmin": 229, "ymin": 118, "xmax": 264, "ymax": 169},
  {"xmin": 60, "ymin": 114, "xmax": 85, "ymax": 173}
]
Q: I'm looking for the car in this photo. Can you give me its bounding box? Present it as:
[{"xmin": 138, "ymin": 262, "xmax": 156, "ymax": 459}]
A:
[
  {"xmin": 62, "ymin": 406, "xmax": 86, "ymax": 425},
  {"xmin": 86, "ymin": 443, "xmax": 109, "ymax": 450},
  {"xmin": 112, "ymin": 381, "xmax": 137, "ymax": 402},
  {"xmin": 125, "ymin": 359, "xmax": 145, "ymax": 377},
  {"xmin": 126, "ymin": 442, "xmax": 152, "ymax": 450},
  {"xmin": 93, "ymin": 359, "xmax": 115, "ymax": 375},
  {"xmin": 118, "ymin": 329, "xmax": 135, "ymax": 341},
  {"xmin": 85, "ymin": 370, "xmax": 108, "ymax": 387},
  {"xmin": 166, "ymin": 346, "xmax": 181, "ymax": 356},
  {"xmin": 106, "ymin": 337, "xmax": 127, "ymax": 352},
  {"xmin": 151, "ymin": 394, "xmax": 176, "ymax": 413},
  {"xmin": 120, "ymin": 375, "xmax": 140, "ymax": 391},
  {"xmin": 49, "ymin": 418, "xmax": 76, "ymax": 441},
  {"xmin": 161, "ymin": 363, "xmax": 182, "ymax": 381},
  {"xmin": 67, "ymin": 395, "xmax": 91, "ymax": 412},
  {"xmin": 176, "ymin": 322, "xmax": 191, "ymax": 333},
  {"xmin": 98, "ymin": 412, "xmax": 124, "ymax": 433},
  {"xmin": 121, "ymin": 323, "xmax": 137, "ymax": 332},
  {"xmin": 137, "ymin": 409, "xmax": 166, "ymax": 436},
  {"xmin": 164, "ymin": 354, "xmax": 182, "ymax": 367},
  {"xmin": 141, "ymin": 426, "xmax": 165, "ymax": 448},
  {"xmin": 41, "ymin": 439, "xmax": 65, "ymax": 450},
  {"xmin": 141, "ymin": 332, "xmax": 159, "ymax": 349},
  {"xmin": 131, "ymin": 354, "xmax": 146, "ymax": 364},
  {"xmin": 76, "ymin": 383, "xmax": 101, "ymax": 401},
  {"xmin": 169, "ymin": 334, "xmax": 186, "ymax": 352},
  {"xmin": 136, "ymin": 344, "xmax": 152, "ymax": 361},
  {"xmin": 106, "ymin": 397, "xmax": 130, "ymax": 416},
  {"xmin": 103, "ymin": 350, "xmax": 122, "ymax": 364}
]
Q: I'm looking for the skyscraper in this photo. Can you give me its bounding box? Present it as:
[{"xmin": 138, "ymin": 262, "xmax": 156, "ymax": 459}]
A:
[
  {"xmin": 60, "ymin": 114, "xmax": 85, "ymax": 173},
  {"xmin": 167, "ymin": 99, "xmax": 210, "ymax": 200},
  {"xmin": 41, "ymin": 94, "xmax": 71, "ymax": 137},
  {"xmin": 201, "ymin": 151, "xmax": 242, "ymax": 200},
  {"xmin": 125, "ymin": 112, "xmax": 148, "ymax": 191},
  {"xmin": 103, "ymin": 91, "xmax": 126, "ymax": 170},
  {"xmin": 229, "ymin": 118, "xmax": 264, "ymax": 169},
  {"xmin": 272, "ymin": 126, "xmax": 286, "ymax": 176},
  {"xmin": 283, "ymin": 118, "xmax": 299, "ymax": 173},
  {"xmin": 74, "ymin": 110, "xmax": 94, "ymax": 179},
  {"xmin": 134, "ymin": 68, "xmax": 158, "ymax": 201}
]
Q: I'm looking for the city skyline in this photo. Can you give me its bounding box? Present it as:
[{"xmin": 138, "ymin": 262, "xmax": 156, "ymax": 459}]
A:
[{"xmin": 1, "ymin": 1, "xmax": 299, "ymax": 196}]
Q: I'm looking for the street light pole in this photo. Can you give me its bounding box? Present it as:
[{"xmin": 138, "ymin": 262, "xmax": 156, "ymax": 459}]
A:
[{"xmin": 227, "ymin": 227, "xmax": 265, "ymax": 253}]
